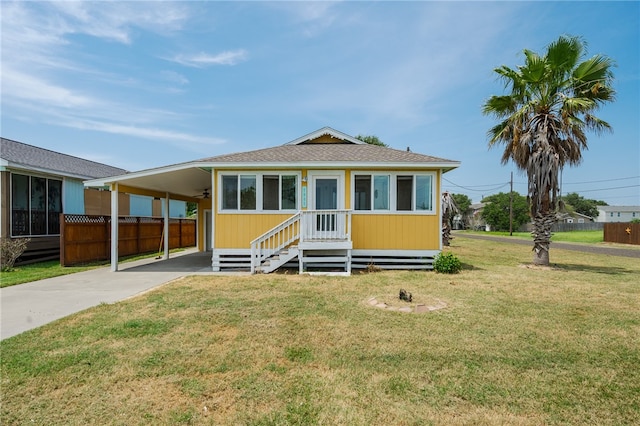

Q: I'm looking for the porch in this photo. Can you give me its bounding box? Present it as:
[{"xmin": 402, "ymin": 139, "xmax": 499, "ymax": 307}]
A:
[{"xmin": 249, "ymin": 209, "xmax": 353, "ymax": 275}]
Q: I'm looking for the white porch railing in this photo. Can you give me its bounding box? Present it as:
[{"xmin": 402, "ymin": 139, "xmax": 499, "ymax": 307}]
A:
[
  {"xmin": 300, "ymin": 209, "xmax": 352, "ymax": 242},
  {"xmin": 250, "ymin": 209, "xmax": 352, "ymax": 273}
]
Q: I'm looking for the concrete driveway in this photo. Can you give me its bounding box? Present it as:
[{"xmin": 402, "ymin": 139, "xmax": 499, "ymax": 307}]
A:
[{"xmin": 0, "ymin": 249, "xmax": 235, "ymax": 340}]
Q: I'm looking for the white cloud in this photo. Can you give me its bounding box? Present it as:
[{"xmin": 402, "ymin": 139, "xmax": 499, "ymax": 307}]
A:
[
  {"xmin": 169, "ymin": 50, "xmax": 249, "ymax": 67},
  {"xmin": 0, "ymin": 1, "xmax": 224, "ymax": 150},
  {"xmin": 160, "ymin": 70, "xmax": 190, "ymax": 86}
]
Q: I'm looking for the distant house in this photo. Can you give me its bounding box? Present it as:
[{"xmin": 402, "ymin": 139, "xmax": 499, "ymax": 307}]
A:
[
  {"xmin": 1, "ymin": 138, "xmax": 128, "ymax": 262},
  {"xmin": 558, "ymin": 211, "xmax": 595, "ymax": 224},
  {"xmin": 468, "ymin": 203, "xmax": 488, "ymax": 230},
  {"xmin": 85, "ymin": 127, "xmax": 460, "ymax": 274},
  {"xmin": 596, "ymin": 206, "xmax": 640, "ymax": 223}
]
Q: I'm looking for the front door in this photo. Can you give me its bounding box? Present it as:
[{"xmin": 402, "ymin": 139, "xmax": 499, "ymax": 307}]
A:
[
  {"xmin": 315, "ymin": 178, "xmax": 338, "ymax": 210},
  {"xmin": 309, "ymin": 173, "xmax": 343, "ymax": 236}
]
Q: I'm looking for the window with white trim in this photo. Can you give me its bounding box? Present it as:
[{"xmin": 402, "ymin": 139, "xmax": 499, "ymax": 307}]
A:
[
  {"xmin": 355, "ymin": 174, "xmax": 389, "ymax": 211},
  {"xmin": 220, "ymin": 173, "xmax": 298, "ymax": 212},
  {"xmin": 353, "ymin": 173, "xmax": 434, "ymax": 213}
]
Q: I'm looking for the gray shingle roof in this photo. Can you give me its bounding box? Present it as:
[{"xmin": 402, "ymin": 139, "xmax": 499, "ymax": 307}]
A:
[
  {"xmin": 198, "ymin": 143, "xmax": 457, "ymax": 165},
  {"xmin": 1, "ymin": 138, "xmax": 128, "ymax": 179}
]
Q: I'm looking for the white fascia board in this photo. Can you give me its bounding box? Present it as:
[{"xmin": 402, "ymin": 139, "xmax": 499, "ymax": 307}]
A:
[
  {"xmin": 3, "ymin": 161, "xmax": 92, "ymax": 180},
  {"xmin": 83, "ymin": 161, "xmax": 207, "ymax": 187},
  {"xmin": 202, "ymin": 160, "xmax": 460, "ymax": 170}
]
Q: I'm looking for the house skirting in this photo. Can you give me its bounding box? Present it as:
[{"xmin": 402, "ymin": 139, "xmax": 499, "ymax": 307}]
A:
[{"xmin": 212, "ymin": 248, "xmax": 440, "ymax": 272}]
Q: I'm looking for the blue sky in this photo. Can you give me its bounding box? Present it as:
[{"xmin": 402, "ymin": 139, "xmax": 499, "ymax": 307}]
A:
[{"xmin": 2, "ymin": 1, "xmax": 638, "ymax": 205}]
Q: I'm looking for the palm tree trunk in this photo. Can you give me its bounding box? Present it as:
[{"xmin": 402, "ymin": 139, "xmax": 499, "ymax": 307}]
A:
[{"xmin": 531, "ymin": 212, "xmax": 555, "ymax": 265}]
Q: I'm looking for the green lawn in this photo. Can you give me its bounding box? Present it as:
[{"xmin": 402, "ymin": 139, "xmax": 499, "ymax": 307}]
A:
[
  {"xmin": 2, "ymin": 238, "xmax": 639, "ymax": 425},
  {"xmin": 463, "ymin": 229, "xmax": 605, "ymax": 243}
]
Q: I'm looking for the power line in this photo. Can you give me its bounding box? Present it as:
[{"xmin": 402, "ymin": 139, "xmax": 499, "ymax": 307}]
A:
[
  {"xmin": 564, "ymin": 184, "xmax": 640, "ymax": 194},
  {"xmin": 563, "ymin": 176, "xmax": 639, "ymax": 185},
  {"xmin": 442, "ymin": 178, "xmax": 510, "ymax": 192}
]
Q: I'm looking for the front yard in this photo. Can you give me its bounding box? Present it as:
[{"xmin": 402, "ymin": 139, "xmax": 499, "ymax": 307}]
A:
[{"xmin": 1, "ymin": 238, "xmax": 638, "ymax": 425}]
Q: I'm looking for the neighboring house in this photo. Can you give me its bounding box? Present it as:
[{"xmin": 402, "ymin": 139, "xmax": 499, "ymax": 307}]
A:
[
  {"xmin": 85, "ymin": 127, "xmax": 460, "ymax": 274},
  {"xmin": 596, "ymin": 206, "xmax": 640, "ymax": 223},
  {"xmin": 0, "ymin": 138, "xmax": 128, "ymax": 262},
  {"xmin": 558, "ymin": 211, "xmax": 595, "ymax": 224},
  {"xmin": 467, "ymin": 203, "xmax": 488, "ymax": 231}
]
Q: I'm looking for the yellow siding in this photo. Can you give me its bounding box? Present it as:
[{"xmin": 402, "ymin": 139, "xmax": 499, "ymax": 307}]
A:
[
  {"xmin": 210, "ymin": 168, "xmax": 444, "ymax": 250},
  {"xmin": 215, "ymin": 213, "xmax": 293, "ymax": 248},
  {"xmin": 351, "ymin": 214, "xmax": 439, "ymax": 249}
]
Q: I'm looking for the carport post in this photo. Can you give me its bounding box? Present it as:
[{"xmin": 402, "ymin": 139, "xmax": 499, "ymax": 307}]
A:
[
  {"xmin": 110, "ymin": 183, "xmax": 119, "ymax": 272},
  {"xmin": 163, "ymin": 192, "xmax": 170, "ymax": 260}
]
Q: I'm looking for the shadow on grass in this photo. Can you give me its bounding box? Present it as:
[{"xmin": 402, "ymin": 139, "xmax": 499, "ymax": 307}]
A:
[
  {"xmin": 551, "ymin": 263, "xmax": 633, "ymax": 275},
  {"xmin": 460, "ymin": 262, "xmax": 483, "ymax": 271}
]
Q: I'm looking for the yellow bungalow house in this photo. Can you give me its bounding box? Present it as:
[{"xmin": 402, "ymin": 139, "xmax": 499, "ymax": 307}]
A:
[{"xmin": 85, "ymin": 127, "xmax": 460, "ymax": 274}]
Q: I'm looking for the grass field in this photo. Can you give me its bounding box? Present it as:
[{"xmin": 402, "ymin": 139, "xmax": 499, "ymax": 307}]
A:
[
  {"xmin": 462, "ymin": 229, "xmax": 605, "ymax": 243},
  {"xmin": 1, "ymin": 238, "xmax": 639, "ymax": 425}
]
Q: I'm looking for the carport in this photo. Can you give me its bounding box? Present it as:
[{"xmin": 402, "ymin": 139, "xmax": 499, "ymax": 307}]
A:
[{"xmin": 85, "ymin": 163, "xmax": 214, "ymax": 272}]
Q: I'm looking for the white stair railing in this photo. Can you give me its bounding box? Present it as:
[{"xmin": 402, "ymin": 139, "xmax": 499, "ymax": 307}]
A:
[
  {"xmin": 250, "ymin": 213, "xmax": 301, "ymax": 273},
  {"xmin": 250, "ymin": 210, "xmax": 352, "ymax": 273}
]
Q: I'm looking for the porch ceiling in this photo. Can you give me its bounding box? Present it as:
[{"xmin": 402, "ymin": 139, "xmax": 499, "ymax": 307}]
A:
[{"xmin": 103, "ymin": 167, "xmax": 212, "ymax": 198}]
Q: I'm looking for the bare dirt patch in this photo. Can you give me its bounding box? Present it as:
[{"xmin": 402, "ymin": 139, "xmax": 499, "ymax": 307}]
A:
[{"xmin": 365, "ymin": 293, "xmax": 447, "ymax": 313}]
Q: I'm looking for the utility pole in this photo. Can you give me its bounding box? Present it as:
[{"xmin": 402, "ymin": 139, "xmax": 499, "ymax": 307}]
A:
[{"xmin": 509, "ymin": 171, "xmax": 513, "ymax": 236}]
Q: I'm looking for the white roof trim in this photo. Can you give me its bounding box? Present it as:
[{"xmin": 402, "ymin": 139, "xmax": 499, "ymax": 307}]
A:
[
  {"xmin": 284, "ymin": 126, "xmax": 365, "ymax": 145},
  {"xmin": 84, "ymin": 161, "xmax": 205, "ymax": 187},
  {"xmin": 3, "ymin": 161, "xmax": 96, "ymax": 181}
]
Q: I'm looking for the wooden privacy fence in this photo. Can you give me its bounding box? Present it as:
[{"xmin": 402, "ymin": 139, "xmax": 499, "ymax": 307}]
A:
[
  {"xmin": 603, "ymin": 223, "xmax": 640, "ymax": 245},
  {"xmin": 60, "ymin": 214, "xmax": 196, "ymax": 266}
]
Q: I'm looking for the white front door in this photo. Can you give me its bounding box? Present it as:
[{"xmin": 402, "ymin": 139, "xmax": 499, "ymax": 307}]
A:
[{"xmin": 309, "ymin": 172, "xmax": 344, "ymax": 236}]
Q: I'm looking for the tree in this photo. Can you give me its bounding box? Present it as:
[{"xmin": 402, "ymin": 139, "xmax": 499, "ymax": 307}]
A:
[
  {"xmin": 451, "ymin": 193, "xmax": 472, "ymax": 228},
  {"xmin": 355, "ymin": 134, "xmax": 388, "ymax": 147},
  {"xmin": 562, "ymin": 192, "xmax": 607, "ymax": 218},
  {"xmin": 482, "ymin": 35, "xmax": 615, "ymax": 265},
  {"xmin": 441, "ymin": 192, "xmax": 458, "ymax": 246},
  {"xmin": 481, "ymin": 192, "xmax": 530, "ymax": 232}
]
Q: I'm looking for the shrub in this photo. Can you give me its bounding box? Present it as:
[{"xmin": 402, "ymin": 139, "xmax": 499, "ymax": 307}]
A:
[
  {"xmin": 433, "ymin": 251, "xmax": 462, "ymax": 274},
  {"xmin": 1, "ymin": 238, "xmax": 30, "ymax": 271}
]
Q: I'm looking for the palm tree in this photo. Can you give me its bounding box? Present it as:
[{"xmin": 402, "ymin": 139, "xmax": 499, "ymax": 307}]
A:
[{"xmin": 483, "ymin": 35, "xmax": 615, "ymax": 265}]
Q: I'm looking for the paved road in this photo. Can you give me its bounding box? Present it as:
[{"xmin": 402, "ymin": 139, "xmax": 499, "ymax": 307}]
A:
[
  {"xmin": 456, "ymin": 233, "xmax": 640, "ymax": 258},
  {"xmin": 0, "ymin": 250, "xmax": 226, "ymax": 340}
]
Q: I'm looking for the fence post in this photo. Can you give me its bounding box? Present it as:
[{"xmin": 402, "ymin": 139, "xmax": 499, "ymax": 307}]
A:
[
  {"xmin": 104, "ymin": 215, "xmax": 110, "ymax": 261},
  {"xmin": 59, "ymin": 213, "xmax": 66, "ymax": 267}
]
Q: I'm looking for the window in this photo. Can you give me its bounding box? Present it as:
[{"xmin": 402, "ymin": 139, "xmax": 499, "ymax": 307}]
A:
[
  {"xmin": 396, "ymin": 176, "xmax": 413, "ymax": 211},
  {"xmin": 281, "ymin": 175, "xmax": 297, "ymax": 210},
  {"xmin": 221, "ymin": 173, "xmax": 297, "ymax": 212},
  {"xmin": 263, "ymin": 175, "xmax": 297, "ymax": 210},
  {"xmin": 354, "ymin": 175, "xmax": 371, "ymax": 210},
  {"xmin": 240, "ymin": 176, "xmax": 256, "ymax": 210},
  {"xmin": 353, "ymin": 173, "xmax": 433, "ymax": 213},
  {"xmin": 355, "ymin": 175, "xmax": 390, "ymax": 211},
  {"xmin": 222, "ymin": 176, "xmax": 238, "ymax": 210},
  {"xmin": 11, "ymin": 173, "xmax": 63, "ymax": 236},
  {"xmin": 415, "ymin": 175, "xmax": 432, "ymax": 211}
]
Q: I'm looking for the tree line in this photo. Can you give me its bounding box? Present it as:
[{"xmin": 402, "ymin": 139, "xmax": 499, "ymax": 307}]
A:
[{"xmin": 450, "ymin": 192, "xmax": 608, "ymax": 232}]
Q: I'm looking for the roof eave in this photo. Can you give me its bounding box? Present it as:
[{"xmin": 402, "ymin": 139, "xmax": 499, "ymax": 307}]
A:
[
  {"xmin": 3, "ymin": 161, "xmax": 104, "ymax": 181},
  {"xmin": 196, "ymin": 160, "xmax": 461, "ymax": 170}
]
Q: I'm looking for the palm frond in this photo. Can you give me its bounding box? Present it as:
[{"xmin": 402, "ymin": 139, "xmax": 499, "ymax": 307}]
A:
[{"xmin": 546, "ymin": 35, "xmax": 583, "ymax": 73}]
